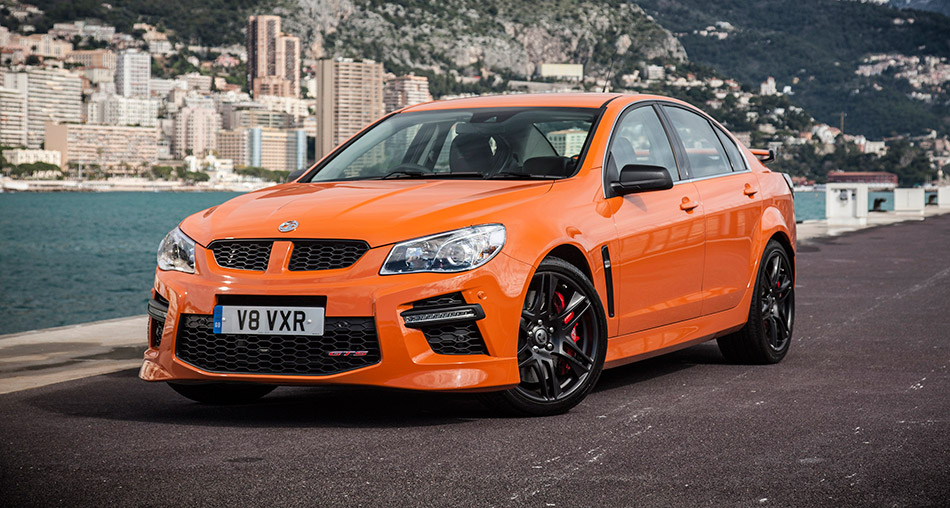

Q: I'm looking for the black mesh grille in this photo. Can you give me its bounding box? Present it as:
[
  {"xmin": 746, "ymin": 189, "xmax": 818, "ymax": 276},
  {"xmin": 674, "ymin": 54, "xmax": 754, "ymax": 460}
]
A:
[
  {"xmin": 412, "ymin": 293, "xmax": 487, "ymax": 355},
  {"xmin": 288, "ymin": 240, "xmax": 369, "ymax": 271},
  {"xmin": 175, "ymin": 314, "xmax": 380, "ymax": 375},
  {"xmin": 211, "ymin": 241, "xmax": 272, "ymax": 271},
  {"xmin": 149, "ymin": 317, "xmax": 164, "ymax": 348},
  {"xmin": 419, "ymin": 321, "xmax": 488, "ymax": 355}
]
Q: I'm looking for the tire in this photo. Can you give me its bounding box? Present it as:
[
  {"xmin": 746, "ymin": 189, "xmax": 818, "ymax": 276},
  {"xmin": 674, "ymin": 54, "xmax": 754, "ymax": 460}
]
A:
[
  {"xmin": 168, "ymin": 382, "xmax": 275, "ymax": 404},
  {"xmin": 484, "ymin": 258, "xmax": 608, "ymax": 416},
  {"xmin": 718, "ymin": 240, "xmax": 795, "ymax": 364}
]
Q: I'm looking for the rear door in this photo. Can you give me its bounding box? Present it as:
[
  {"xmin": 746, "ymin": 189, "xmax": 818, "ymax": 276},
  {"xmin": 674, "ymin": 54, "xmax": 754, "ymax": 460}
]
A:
[
  {"xmin": 660, "ymin": 105, "xmax": 762, "ymax": 315},
  {"xmin": 607, "ymin": 104, "xmax": 706, "ymax": 334}
]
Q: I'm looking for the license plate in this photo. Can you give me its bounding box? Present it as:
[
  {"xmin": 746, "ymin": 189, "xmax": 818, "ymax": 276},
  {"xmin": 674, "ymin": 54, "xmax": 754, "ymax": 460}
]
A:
[{"xmin": 213, "ymin": 306, "xmax": 325, "ymax": 336}]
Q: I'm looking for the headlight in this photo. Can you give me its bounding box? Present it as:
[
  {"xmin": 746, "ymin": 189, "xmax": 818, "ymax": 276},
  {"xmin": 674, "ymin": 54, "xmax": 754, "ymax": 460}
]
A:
[
  {"xmin": 157, "ymin": 227, "xmax": 196, "ymax": 273},
  {"xmin": 380, "ymin": 224, "xmax": 506, "ymax": 275}
]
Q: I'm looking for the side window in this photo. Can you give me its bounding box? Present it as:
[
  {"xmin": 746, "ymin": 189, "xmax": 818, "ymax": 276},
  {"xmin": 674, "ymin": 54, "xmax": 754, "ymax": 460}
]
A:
[
  {"xmin": 715, "ymin": 127, "xmax": 747, "ymax": 172},
  {"xmin": 607, "ymin": 106, "xmax": 679, "ymax": 182},
  {"xmin": 663, "ymin": 106, "xmax": 731, "ymax": 178}
]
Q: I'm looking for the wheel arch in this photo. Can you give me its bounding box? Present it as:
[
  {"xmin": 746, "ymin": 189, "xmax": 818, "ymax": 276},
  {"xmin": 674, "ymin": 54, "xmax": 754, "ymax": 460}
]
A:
[{"xmin": 545, "ymin": 243, "xmax": 594, "ymax": 282}]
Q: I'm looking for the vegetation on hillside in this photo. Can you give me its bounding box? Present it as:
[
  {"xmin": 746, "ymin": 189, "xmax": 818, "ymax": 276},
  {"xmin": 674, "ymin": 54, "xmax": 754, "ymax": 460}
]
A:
[
  {"xmin": 635, "ymin": 0, "xmax": 950, "ymax": 138},
  {"xmin": 772, "ymin": 138, "xmax": 936, "ymax": 186},
  {"xmin": 26, "ymin": 0, "xmax": 283, "ymax": 46}
]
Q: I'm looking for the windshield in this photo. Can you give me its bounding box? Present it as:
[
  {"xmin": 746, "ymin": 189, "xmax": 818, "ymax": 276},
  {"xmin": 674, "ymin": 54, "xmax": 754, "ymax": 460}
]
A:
[{"xmin": 304, "ymin": 107, "xmax": 599, "ymax": 182}]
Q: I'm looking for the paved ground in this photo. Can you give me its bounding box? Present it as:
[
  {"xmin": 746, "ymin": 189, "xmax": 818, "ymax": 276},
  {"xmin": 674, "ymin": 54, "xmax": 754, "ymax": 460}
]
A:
[{"xmin": 1, "ymin": 215, "xmax": 948, "ymax": 507}]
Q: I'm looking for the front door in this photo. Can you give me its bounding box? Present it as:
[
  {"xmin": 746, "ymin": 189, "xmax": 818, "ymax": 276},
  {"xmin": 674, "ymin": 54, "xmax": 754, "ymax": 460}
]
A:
[{"xmin": 607, "ymin": 105, "xmax": 706, "ymax": 334}]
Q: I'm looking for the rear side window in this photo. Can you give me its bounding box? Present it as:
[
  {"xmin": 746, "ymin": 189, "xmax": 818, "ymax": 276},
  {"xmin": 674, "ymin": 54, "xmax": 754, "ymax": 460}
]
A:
[
  {"xmin": 607, "ymin": 106, "xmax": 679, "ymax": 182},
  {"xmin": 715, "ymin": 127, "xmax": 747, "ymax": 172},
  {"xmin": 662, "ymin": 106, "xmax": 731, "ymax": 178}
]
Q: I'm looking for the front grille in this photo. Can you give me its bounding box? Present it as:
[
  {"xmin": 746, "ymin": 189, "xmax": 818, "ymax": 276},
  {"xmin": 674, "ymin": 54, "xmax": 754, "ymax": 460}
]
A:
[
  {"xmin": 288, "ymin": 240, "xmax": 369, "ymax": 271},
  {"xmin": 419, "ymin": 321, "xmax": 488, "ymax": 355},
  {"xmin": 175, "ymin": 314, "xmax": 380, "ymax": 375},
  {"xmin": 211, "ymin": 241, "xmax": 272, "ymax": 271},
  {"xmin": 412, "ymin": 292, "xmax": 488, "ymax": 355}
]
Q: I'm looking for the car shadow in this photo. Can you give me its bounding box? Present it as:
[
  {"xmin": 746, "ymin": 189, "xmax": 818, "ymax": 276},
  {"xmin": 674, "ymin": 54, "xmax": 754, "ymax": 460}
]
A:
[{"xmin": 22, "ymin": 343, "xmax": 729, "ymax": 429}]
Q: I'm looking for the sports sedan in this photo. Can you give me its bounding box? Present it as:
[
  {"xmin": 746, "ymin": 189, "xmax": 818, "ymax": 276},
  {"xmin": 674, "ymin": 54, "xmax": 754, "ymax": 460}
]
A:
[{"xmin": 143, "ymin": 93, "xmax": 796, "ymax": 415}]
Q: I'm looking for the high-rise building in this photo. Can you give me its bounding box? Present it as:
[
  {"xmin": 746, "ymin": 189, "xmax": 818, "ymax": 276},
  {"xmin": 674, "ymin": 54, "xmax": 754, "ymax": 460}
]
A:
[
  {"xmin": 115, "ymin": 49, "xmax": 151, "ymax": 97},
  {"xmin": 384, "ymin": 75, "xmax": 433, "ymax": 113},
  {"xmin": 0, "ymin": 86, "xmax": 28, "ymax": 147},
  {"xmin": 315, "ymin": 58, "xmax": 384, "ymax": 157},
  {"xmin": 174, "ymin": 107, "xmax": 221, "ymax": 158},
  {"xmin": 24, "ymin": 68, "xmax": 82, "ymax": 148},
  {"xmin": 247, "ymin": 15, "xmax": 300, "ymax": 98},
  {"xmin": 45, "ymin": 122, "xmax": 158, "ymax": 171}
]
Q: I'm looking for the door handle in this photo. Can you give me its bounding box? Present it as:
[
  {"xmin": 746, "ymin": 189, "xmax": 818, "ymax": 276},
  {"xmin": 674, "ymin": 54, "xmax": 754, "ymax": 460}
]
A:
[
  {"xmin": 743, "ymin": 184, "xmax": 759, "ymax": 196},
  {"xmin": 680, "ymin": 197, "xmax": 699, "ymax": 211}
]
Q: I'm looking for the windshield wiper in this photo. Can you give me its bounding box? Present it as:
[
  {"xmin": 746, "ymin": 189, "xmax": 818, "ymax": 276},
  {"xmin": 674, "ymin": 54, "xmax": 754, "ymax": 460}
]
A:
[
  {"xmin": 488, "ymin": 171, "xmax": 560, "ymax": 180},
  {"xmin": 378, "ymin": 170, "xmax": 487, "ymax": 179}
]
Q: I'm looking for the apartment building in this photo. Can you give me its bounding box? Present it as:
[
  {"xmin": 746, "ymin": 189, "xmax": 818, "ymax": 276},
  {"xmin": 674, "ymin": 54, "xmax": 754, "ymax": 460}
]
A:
[
  {"xmin": 45, "ymin": 122, "xmax": 158, "ymax": 170},
  {"xmin": 384, "ymin": 74, "xmax": 432, "ymax": 113},
  {"xmin": 174, "ymin": 106, "xmax": 220, "ymax": 158},
  {"xmin": 247, "ymin": 15, "xmax": 301, "ymax": 98},
  {"xmin": 115, "ymin": 49, "xmax": 151, "ymax": 97},
  {"xmin": 24, "ymin": 68, "xmax": 82, "ymax": 148},
  {"xmin": 217, "ymin": 127, "xmax": 306, "ymax": 171},
  {"xmin": 66, "ymin": 49, "xmax": 117, "ymax": 72},
  {"xmin": 85, "ymin": 93, "xmax": 159, "ymax": 127},
  {"xmin": 315, "ymin": 58, "xmax": 384, "ymax": 157},
  {"xmin": 0, "ymin": 86, "xmax": 27, "ymax": 147}
]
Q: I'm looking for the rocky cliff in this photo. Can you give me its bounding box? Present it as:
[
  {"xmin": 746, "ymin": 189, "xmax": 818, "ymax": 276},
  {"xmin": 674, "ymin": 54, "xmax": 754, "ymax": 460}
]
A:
[{"xmin": 283, "ymin": 0, "xmax": 686, "ymax": 80}]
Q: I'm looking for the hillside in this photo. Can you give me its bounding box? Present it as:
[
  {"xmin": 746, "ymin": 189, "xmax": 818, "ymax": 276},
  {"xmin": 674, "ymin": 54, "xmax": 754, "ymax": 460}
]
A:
[
  {"xmin": 283, "ymin": 0, "xmax": 685, "ymax": 90},
  {"xmin": 634, "ymin": 0, "xmax": 950, "ymax": 138}
]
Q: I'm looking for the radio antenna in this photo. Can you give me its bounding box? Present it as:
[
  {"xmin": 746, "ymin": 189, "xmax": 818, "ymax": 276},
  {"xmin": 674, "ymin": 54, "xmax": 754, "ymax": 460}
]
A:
[{"xmin": 602, "ymin": 57, "xmax": 615, "ymax": 93}]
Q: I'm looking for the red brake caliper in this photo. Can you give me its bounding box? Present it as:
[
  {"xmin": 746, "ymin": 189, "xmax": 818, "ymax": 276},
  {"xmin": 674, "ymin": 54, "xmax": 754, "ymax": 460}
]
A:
[{"xmin": 554, "ymin": 292, "xmax": 580, "ymax": 375}]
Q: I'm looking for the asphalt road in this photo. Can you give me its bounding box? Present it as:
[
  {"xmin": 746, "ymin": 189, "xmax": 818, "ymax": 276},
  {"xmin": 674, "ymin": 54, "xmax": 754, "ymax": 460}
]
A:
[{"xmin": 2, "ymin": 215, "xmax": 949, "ymax": 507}]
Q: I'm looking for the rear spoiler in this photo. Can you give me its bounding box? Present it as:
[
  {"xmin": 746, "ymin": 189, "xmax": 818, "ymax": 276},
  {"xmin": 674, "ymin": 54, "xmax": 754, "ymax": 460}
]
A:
[{"xmin": 751, "ymin": 148, "xmax": 775, "ymax": 163}]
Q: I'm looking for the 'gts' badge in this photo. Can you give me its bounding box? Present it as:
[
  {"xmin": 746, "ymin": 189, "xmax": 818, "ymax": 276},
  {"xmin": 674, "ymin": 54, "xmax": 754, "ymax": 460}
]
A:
[{"xmin": 329, "ymin": 351, "xmax": 368, "ymax": 357}]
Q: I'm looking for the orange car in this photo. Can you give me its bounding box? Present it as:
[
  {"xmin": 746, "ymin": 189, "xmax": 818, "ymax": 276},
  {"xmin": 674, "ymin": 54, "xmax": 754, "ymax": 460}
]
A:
[{"xmin": 142, "ymin": 93, "xmax": 796, "ymax": 415}]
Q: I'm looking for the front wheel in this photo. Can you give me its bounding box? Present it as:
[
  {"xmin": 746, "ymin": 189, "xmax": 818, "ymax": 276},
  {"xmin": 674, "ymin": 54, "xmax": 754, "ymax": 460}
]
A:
[
  {"xmin": 168, "ymin": 382, "xmax": 275, "ymax": 404},
  {"xmin": 485, "ymin": 258, "xmax": 607, "ymax": 416},
  {"xmin": 717, "ymin": 240, "xmax": 795, "ymax": 364}
]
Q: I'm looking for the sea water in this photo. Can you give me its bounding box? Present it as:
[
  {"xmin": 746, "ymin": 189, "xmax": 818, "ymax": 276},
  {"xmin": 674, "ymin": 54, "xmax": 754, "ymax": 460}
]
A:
[{"xmin": 0, "ymin": 189, "xmax": 932, "ymax": 335}]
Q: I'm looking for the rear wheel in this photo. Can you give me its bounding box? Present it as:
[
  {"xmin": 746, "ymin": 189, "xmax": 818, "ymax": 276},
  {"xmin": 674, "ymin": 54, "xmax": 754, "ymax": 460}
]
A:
[
  {"xmin": 485, "ymin": 258, "xmax": 607, "ymax": 416},
  {"xmin": 168, "ymin": 382, "xmax": 275, "ymax": 404},
  {"xmin": 718, "ymin": 240, "xmax": 794, "ymax": 364}
]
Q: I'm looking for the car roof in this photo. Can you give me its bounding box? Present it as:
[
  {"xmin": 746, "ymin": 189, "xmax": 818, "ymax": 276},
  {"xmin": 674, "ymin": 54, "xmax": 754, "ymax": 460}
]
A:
[{"xmin": 401, "ymin": 93, "xmax": 691, "ymax": 112}]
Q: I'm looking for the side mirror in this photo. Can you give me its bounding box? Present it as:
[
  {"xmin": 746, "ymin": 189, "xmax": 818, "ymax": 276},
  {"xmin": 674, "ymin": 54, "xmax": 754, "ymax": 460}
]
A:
[
  {"xmin": 610, "ymin": 164, "xmax": 674, "ymax": 195},
  {"xmin": 287, "ymin": 169, "xmax": 306, "ymax": 182}
]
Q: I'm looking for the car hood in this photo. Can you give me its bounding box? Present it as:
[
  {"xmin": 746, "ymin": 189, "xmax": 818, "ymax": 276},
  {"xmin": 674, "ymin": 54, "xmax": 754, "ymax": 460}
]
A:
[{"xmin": 180, "ymin": 179, "xmax": 554, "ymax": 247}]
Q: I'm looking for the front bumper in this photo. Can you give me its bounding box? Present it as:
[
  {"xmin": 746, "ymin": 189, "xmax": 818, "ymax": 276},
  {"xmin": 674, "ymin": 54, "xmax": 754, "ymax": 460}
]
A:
[{"xmin": 140, "ymin": 241, "xmax": 531, "ymax": 392}]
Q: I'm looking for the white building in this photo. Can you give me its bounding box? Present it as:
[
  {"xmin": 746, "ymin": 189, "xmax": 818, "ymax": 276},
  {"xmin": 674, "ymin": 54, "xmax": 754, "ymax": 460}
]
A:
[
  {"xmin": 115, "ymin": 49, "xmax": 151, "ymax": 97},
  {"xmin": 86, "ymin": 93, "xmax": 159, "ymax": 127},
  {"xmin": 0, "ymin": 86, "xmax": 28, "ymax": 147},
  {"xmin": 760, "ymin": 76, "xmax": 777, "ymax": 96},
  {"xmin": 174, "ymin": 107, "xmax": 221, "ymax": 158},
  {"xmin": 643, "ymin": 65, "xmax": 665, "ymax": 80},
  {"xmin": 24, "ymin": 68, "xmax": 82, "ymax": 148},
  {"xmin": 4, "ymin": 148, "xmax": 61, "ymax": 167},
  {"xmin": 538, "ymin": 63, "xmax": 584, "ymax": 82}
]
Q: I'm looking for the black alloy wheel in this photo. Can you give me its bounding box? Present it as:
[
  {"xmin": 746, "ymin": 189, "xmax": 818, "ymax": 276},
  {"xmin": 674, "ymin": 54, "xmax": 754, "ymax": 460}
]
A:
[
  {"xmin": 486, "ymin": 258, "xmax": 607, "ymax": 416},
  {"xmin": 718, "ymin": 240, "xmax": 795, "ymax": 364}
]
